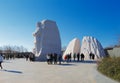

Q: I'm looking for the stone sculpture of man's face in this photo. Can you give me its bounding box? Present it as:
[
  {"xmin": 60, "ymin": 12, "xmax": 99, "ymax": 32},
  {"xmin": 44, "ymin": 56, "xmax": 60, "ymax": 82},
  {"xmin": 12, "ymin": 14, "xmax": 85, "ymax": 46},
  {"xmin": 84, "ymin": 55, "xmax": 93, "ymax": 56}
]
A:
[{"xmin": 35, "ymin": 22, "xmax": 42, "ymax": 34}]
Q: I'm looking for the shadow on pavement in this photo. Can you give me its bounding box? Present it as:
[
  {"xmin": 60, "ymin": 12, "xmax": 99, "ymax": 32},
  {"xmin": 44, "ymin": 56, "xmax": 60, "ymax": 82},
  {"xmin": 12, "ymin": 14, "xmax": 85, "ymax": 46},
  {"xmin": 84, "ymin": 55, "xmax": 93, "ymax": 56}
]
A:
[
  {"xmin": 58, "ymin": 63, "xmax": 76, "ymax": 66},
  {"xmin": 2, "ymin": 69, "xmax": 23, "ymax": 74},
  {"xmin": 3, "ymin": 61, "xmax": 12, "ymax": 63},
  {"xmin": 79, "ymin": 60, "xmax": 97, "ymax": 64},
  {"xmin": 65, "ymin": 60, "xmax": 97, "ymax": 64}
]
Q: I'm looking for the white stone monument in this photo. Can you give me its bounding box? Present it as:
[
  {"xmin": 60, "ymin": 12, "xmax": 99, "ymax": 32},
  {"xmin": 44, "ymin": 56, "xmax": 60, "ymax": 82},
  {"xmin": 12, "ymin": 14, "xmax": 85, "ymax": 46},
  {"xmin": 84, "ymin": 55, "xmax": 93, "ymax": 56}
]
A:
[
  {"xmin": 81, "ymin": 36, "xmax": 105, "ymax": 59},
  {"xmin": 62, "ymin": 38, "xmax": 80, "ymax": 60},
  {"xmin": 33, "ymin": 19, "xmax": 61, "ymax": 61}
]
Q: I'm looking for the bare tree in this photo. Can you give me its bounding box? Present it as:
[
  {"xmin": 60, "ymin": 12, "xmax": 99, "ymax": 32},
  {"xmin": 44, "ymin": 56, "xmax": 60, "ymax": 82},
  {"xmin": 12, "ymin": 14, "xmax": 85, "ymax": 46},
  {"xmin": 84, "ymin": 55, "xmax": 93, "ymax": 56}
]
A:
[
  {"xmin": 0, "ymin": 47, "xmax": 3, "ymax": 53},
  {"xmin": 3, "ymin": 45, "xmax": 12, "ymax": 53},
  {"xmin": 0, "ymin": 45, "xmax": 28, "ymax": 53}
]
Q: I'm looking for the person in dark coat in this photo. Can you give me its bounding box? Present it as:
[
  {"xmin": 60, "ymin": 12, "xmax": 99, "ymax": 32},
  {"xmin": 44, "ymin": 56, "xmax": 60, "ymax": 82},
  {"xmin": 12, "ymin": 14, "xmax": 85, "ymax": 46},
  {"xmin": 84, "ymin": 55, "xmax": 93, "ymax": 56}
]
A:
[
  {"xmin": 58, "ymin": 54, "xmax": 62, "ymax": 64},
  {"xmin": 54, "ymin": 53, "xmax": 57, "ymax": 64},
  {"xmin": 68, "ymin": 53, "xmax": 71, "ymax": 62},
  {"xmin": 81, "ymin": 53, "xmax": 85, "ymax": 61},
  {"xmin": 25, "ymin": 55, "xmax": 29, "ymax": 61},
  {"xmin": 92, "ymin": 54, "xmax": 95, "ymax": 60},
  {"xmin": 77, "ymin": 53, "xmax": 80, "ymax": 61},
  {"xmin": 52, "ymin": 53, "xmax": 57, "ymax": 64},
  {"xmin": 50, "ymin": 53, "xmax": 53, "ymax": 64},
  {"xmin": 89, "ymin": 52, "xmax": 92, "ymax": 59}
]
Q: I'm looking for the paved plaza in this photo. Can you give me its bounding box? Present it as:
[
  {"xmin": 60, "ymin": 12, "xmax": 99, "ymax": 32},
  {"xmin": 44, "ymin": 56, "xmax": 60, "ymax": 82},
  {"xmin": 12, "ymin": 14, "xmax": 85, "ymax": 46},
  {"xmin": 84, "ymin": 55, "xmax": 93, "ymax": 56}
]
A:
[{"xmin": 0, "ymin": 59, "xmax": 119, "ymax": 83}]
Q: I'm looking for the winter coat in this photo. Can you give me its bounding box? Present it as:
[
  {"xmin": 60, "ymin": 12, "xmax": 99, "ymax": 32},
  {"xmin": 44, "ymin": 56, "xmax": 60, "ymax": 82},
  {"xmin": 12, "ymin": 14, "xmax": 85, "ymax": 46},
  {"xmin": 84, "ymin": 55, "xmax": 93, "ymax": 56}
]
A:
[{"xmin": 0, "ymin": 55, "xmax": 3, "ymax": 62}]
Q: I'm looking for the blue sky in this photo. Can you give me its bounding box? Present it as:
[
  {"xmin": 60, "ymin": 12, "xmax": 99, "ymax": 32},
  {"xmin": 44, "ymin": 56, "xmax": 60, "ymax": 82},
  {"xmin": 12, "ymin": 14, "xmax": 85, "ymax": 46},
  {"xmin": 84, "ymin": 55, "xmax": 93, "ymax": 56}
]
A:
[{"xmin": 0, "ymin": 0, "xmax": 120, "ymax": 51}]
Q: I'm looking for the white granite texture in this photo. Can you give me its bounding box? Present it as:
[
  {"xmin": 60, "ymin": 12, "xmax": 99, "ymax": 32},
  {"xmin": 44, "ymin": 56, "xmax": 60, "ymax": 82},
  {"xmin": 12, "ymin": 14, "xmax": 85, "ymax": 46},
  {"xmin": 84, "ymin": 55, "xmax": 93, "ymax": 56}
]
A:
[
  {"xmin": 62, "ymin": 38, "xmax": 80, "ymax": 60},
  {"xmin": 33, "ymin": 20, "xmax": 61, "ymax": 61},
  {"xmin": 81, "ymin": 36, "xmax": 105, "ymax": 59}
]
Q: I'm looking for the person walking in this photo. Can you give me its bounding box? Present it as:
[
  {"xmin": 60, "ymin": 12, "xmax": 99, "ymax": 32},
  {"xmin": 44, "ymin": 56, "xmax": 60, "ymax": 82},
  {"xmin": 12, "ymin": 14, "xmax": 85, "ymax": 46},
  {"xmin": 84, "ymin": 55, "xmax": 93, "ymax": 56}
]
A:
[
  {"xmin": 25, "ymin": 55, "xmax": 29, "ymax": 61},
  {"xmin": 73, "ymin": 53, "xmax": 76, "ymax": 61},
  {"xmin": 89, "ymin": 52, "xmax": 92, "ymax": 59},
  {"xmin": 50, "ymin": 53, "xmax": 53, "ymax": 64},
  {"xmin": 46, "ymin": 54, "xmax": 50, "ymax": 64},
  {"xmin": 77, "ymin": 53, "xmax": 80, "ymax": 61},
  {"xmin": 81, "ymin": 53, "xmax": 85, "ymax": 61},
  {"xmin": 92, "ymin": 54, "xmax": 95, "ymax": 60},
  {"xmin": 64, "ymin": 54, "xmax": 68, "ymax": 62},
  {"xmin": 0, "ymin": 53, "xmax": 4, "ymax": 69},
  {"xmin": 58, "ymin": 55, "xmax": 62, "ymax": 64},
  {"xmin": 69, "ymin": 53, "xmax": 72, "ymax": 62},
  {"xmin": 53, "ymin": 53, "xmax": 57, "ymax": 64}
]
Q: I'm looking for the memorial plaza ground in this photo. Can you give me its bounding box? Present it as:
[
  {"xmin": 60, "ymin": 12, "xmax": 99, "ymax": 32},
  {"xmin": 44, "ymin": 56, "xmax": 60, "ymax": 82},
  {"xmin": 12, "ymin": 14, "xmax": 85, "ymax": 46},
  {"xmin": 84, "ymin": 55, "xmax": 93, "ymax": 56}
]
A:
[{"xmin": 0, "ymin": 59, "xmax": 119, "ymax": 83}]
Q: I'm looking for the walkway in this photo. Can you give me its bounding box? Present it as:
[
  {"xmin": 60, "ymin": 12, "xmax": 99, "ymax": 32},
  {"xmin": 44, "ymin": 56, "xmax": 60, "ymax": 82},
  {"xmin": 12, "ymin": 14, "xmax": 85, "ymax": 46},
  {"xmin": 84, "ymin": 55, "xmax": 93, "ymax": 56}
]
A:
[{"xmin": 0, "ymin": 59, "xmax": 119, "ymax": 83}]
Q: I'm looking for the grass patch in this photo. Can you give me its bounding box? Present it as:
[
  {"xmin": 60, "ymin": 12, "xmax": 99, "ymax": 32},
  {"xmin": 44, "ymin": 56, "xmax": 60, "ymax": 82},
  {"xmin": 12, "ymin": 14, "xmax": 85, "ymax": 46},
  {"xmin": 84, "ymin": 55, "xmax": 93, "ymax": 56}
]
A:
[{"xmin": 97, "ymin": 57, "xmax": 120, "ymax": 82}]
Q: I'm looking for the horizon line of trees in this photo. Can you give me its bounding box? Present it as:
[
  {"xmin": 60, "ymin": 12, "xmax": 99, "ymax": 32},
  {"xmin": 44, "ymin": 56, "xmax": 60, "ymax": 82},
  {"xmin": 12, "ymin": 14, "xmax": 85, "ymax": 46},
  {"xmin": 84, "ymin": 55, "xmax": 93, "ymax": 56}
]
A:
[
  {"xmin": 0, "ymin": 45, "xmax": 33, "ymax": 60},
  {"xmin": 0, "ymin": 45, "xmax": 28, "ymax": 53}
]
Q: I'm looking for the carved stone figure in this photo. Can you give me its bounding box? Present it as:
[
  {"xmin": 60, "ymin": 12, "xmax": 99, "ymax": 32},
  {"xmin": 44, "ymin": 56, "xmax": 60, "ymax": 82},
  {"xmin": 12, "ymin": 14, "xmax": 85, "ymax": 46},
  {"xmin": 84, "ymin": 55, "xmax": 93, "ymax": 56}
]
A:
[{"xmin": 33, "ymin": 20, "xmax": 61, "ymax": 61}]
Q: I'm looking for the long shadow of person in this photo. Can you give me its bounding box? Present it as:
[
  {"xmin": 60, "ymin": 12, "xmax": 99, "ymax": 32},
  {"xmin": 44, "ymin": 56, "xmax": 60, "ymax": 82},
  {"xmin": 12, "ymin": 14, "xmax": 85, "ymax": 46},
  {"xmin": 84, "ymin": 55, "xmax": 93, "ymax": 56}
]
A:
[
  {"xmin": 2, "ymin": 69, "xmax": 23, "ymax": 74},
  {"xmin": 80, "ymin": 60, "xmax": 97, "ymax": 64},
  {"xmin": 58, "ymin": 63, "xmax": 77, "ymax": 66}
]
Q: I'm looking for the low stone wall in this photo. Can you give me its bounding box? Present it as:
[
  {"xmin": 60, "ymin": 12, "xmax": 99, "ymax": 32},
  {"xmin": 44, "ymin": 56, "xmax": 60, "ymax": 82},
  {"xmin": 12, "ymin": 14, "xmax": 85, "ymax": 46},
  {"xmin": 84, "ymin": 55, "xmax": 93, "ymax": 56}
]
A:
[{"xmin": 105, "ymin": 47, "xmax": 120, "ymax": 57}]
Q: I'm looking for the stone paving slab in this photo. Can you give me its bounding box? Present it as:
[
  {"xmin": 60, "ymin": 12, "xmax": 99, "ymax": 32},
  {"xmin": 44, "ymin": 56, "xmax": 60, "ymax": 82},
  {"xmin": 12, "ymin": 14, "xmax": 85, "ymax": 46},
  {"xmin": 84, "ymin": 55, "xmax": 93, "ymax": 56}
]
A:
[{"xmin": 0, "ymin": 59, "xmax": 119, "ymax": 83}]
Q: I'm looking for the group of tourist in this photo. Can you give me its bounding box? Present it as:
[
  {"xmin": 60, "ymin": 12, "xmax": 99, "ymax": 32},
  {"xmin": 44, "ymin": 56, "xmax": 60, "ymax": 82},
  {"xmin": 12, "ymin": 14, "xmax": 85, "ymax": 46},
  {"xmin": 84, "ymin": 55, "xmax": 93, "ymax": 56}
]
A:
[
  {"xmin": 25, "ymin": 53, "xmax": 35, "ymax": 61},
  {"xmin": 0, "ymin": 51, "xmax": 96, "ymax": 68},
  {"xmin": 64, "ymin": 53, "xmax": 85, "ymax": 62},
  {"xmin": 0, "ymin": 52, "xmax": 36, "ymax": 70},
  {"xmin": 46, "ymin": 53, "xmax": 62, "ymax": 65},
  {"xmin": 46, "ymin": 52, "xmax": 96, "ymax": 65}
]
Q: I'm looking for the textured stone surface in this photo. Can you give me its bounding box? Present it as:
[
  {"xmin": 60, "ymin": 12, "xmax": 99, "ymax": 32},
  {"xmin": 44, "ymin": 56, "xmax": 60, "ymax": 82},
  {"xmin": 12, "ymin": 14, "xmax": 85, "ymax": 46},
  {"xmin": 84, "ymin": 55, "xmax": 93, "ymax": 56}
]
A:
[
  {"xmin": 0, "ymin": 59, "xmax": 118, "ymax": 83},
  {"xmin": 62, "ymin": 38, "xmax": 80, "ymax": 60},
  {"xmin": 33, "ymin": 19, "xmax": 61, "ymax": 61},
  {"xmin": 81, "ymin": 36, "xmax": 105, "ymax": 59},
  {"xmin": 106, "ymin": 47, "xmax": 120, "ymax": 57}
]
